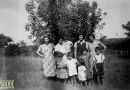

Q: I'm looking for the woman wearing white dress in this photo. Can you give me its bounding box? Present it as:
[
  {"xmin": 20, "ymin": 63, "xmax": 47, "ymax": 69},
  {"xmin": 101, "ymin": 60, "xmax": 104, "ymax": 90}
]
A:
[{"xmin": 36, "ymin": 36, "xmax": 56, "ymax": 77}]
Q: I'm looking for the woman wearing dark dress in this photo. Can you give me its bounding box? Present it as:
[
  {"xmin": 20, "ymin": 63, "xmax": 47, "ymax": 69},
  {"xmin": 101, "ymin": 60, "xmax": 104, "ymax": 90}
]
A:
[{"xmin": 74, "ymin": 34, "xmax": 89, "ymax": 62}]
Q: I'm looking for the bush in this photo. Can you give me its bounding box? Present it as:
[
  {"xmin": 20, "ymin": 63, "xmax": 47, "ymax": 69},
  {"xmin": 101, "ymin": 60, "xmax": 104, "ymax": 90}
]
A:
[
  {"xmin": 5, "ymin": 44, "xmax": 20, "ymax": 57},
  {"xmin": 5, "ymin": 44, "xmax": 39, "ymax": 57}
]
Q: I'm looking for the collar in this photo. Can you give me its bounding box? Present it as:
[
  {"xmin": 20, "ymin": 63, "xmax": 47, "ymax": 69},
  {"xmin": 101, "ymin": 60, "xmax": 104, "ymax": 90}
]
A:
[
  {"xmin": 77, "ymin": 40, "xmax": 85, "ymax": 43},
  {"xmin": 57, "ymin": 43, "xmax": 63, "ymax": 46}
]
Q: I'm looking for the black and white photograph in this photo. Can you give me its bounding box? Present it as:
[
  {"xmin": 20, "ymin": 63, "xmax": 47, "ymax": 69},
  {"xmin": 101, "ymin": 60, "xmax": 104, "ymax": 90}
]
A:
[{"xmin": 0, "ymin": 0, "xmax": 130, "ymax": 90}]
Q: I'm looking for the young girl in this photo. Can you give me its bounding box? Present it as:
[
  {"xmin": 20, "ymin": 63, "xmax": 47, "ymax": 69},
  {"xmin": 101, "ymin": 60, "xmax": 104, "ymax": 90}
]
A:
[
  {"xmin": 66, "ymin": 52, "xmax": 78, "ymax": 85},
  {"xmin": 78, "ymin": 59, "xmax": 87, "ymax": 86},
  {"xmin": 79, "ymin": 48, "xmax": 93, "ymax": 86},
  {"xmin": 93, "ymin": 47, "xmax": 106, "ymax": 85}
]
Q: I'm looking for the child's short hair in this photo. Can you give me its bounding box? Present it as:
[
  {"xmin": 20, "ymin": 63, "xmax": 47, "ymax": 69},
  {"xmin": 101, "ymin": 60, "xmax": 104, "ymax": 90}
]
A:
[
  {"xmin": 54, "ymin": 51, "xmax": 64, "ymax": 57},
  {"xmin": 81, "ymin": 48, "xmax": 88, "ymax": 54},
  {"xmin": 67, "ymin": 52, "xmax": 73, "ymax": 57},
  {"xmin": 95, "ymin": 47, "xmax": 101, "ymax": 51},
  {"xmin": 80, "ymin": 59, "xmax": 85, "ymax": 65}
]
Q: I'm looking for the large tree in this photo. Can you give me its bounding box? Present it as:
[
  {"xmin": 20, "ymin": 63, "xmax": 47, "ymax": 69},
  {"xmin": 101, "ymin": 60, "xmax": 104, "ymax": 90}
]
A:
[
  {"xmin": 122, "ymin": 21, "xmax": 130, "ymax": 38},
  {"xmin": 25, "ymin": 0, "xmax": 106, "ymax": 44}
]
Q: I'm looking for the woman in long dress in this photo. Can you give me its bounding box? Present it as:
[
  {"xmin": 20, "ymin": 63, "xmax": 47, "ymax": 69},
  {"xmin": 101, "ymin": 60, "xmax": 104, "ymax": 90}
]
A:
[
  {"xmin": 36, "ymin": 36, "xmax": 56, "ymax": 77},
  {"xmin": 88, "ymin": 34, "xmax": 107, "ymax": 69},
  {"xmin": 88, "ymin": 34, "xmax": 107, "ymax": 84}
]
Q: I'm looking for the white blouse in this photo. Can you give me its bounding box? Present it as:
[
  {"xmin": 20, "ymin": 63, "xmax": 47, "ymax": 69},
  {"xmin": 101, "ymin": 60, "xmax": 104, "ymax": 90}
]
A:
[{"xmin": 55, "ymin": 43, "xmax": 66, "ymax": 54}]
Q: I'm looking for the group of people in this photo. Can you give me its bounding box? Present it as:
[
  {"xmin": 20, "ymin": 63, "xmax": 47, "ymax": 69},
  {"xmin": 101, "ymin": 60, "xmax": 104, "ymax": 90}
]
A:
[{"xmin": 36, "ymin": 34, "xmax": 107, "ymax": 86}]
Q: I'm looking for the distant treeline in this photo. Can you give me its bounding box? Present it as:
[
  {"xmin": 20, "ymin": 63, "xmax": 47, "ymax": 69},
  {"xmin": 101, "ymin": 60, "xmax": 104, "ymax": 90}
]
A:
[
  {"xmin": 102, "ymin": 38, "xmax": 130, "ymax": 51},
  {"xmin": 4, "ymin": 38, "xmax": 130, "ymax": 57},
  {"xmin": 5, "ymin": 44, "xmax": 38, "ymax": 57}
]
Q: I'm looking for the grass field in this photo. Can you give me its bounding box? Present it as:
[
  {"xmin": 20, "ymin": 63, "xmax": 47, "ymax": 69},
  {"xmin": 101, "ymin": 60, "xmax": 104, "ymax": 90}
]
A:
[{"xmin": 0, "ymin": 49, "xmax": 130, "ymax": 90}]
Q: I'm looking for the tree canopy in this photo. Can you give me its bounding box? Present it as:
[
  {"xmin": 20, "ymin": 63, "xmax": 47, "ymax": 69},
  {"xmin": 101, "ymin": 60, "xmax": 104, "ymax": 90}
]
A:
[{"xmin": 25, "ymin": 0, "xmax": 107, "ymax": 44}]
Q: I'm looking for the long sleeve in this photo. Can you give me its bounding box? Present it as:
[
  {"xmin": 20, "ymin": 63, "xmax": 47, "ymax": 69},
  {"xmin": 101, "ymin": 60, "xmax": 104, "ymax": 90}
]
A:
[{"xmin": 89, "ymin": 56, "xmax": 94, "ymax": 69}]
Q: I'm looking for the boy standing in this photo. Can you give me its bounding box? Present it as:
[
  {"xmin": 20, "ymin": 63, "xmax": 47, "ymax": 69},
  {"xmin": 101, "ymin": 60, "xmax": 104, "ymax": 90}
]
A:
[{"xmin": 93, "ymin": 47, "xmax": 106, "ymax": 85}]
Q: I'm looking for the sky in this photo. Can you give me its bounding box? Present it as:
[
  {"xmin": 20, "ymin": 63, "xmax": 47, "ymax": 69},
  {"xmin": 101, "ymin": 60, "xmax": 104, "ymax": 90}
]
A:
[{"xmin": 0, "ymin": 0, "xmax": 130, "ymax": 45}]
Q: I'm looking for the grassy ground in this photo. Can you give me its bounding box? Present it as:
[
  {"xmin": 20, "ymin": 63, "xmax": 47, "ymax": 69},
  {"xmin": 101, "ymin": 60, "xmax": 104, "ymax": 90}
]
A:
[{"xmin": 0, "ymin": 54, "xmax": 130, "ymax": 90}]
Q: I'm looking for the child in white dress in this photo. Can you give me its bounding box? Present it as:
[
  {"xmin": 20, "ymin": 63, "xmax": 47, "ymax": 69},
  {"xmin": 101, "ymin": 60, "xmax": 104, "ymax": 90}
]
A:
[
  {"xmin": 66, "ymin": 52, "xmax": 78, "ymax": 85},
  {"xmin": 78, "ymin": 59, "xmax": 87, "ymax": 86}
]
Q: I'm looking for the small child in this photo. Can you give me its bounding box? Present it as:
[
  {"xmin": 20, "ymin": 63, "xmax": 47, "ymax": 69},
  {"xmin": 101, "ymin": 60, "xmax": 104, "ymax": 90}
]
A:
[
  {"xmin": 93, "ymin": 47, "xmax": 106, "ymax": 85},
  {"xmin": 78, "ymin": 59, "xmax": 87, "ymax": 86},
  {"xmin": 66, "ymin": 52, "xmax": 78, "ymax": 85}
]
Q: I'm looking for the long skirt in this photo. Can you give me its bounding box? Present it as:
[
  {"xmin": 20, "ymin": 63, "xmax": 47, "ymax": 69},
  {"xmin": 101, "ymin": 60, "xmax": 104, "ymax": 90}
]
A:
[
  {"xmin": 85, "ymin": 62, "xmax": 93, "ymax": 79},
  {"xmin": 56, "ymin": 68, "xmax": 68, "ymax": 79},
  {"xmin": 43, "ymin": 55, "xmax": 56, "ymax": 77},
  {"xmin": 56, "ymin": 56, "xmax": 68, "ymax": 79}
]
